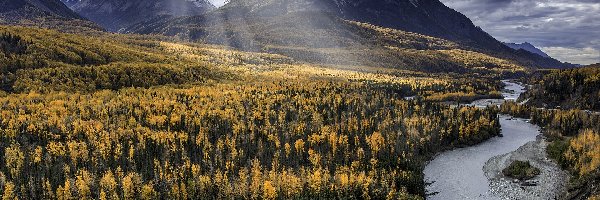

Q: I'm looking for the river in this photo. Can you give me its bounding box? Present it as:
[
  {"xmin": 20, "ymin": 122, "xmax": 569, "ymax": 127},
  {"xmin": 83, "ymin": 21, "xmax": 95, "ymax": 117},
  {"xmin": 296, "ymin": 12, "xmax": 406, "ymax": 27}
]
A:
[{"xmin": 424, "ymin": 80, "xmax": 540, "ymax": 200}]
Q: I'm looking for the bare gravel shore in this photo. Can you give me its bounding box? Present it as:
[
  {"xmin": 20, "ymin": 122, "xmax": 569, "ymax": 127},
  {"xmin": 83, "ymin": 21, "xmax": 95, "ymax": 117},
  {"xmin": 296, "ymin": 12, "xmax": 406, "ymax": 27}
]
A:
[{"xmin": 484, "ymin": 135, "xmax": 570, "ymax": 200}]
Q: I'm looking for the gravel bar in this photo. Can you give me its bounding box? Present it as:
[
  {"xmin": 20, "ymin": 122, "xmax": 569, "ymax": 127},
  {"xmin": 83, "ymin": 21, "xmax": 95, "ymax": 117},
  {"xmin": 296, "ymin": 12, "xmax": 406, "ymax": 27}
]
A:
[{"xmin": 484, "ymin": 135, "xmax": 570, "ymax": 200}]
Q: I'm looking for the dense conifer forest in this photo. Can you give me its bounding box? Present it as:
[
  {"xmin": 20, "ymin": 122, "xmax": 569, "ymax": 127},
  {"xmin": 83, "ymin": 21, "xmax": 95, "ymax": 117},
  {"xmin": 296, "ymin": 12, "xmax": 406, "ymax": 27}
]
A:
[
  {"xmin": 1, "ymin": 0, "xmax": 597, "ymax": 198},
  {"xmin": 0, "ymin": 80, "xmax": 502, "ymax": 199},
  {"xmin": 501, "ymin": 90, "xmax": 600, "ymax": 199},
  {"xmin": 0, "ymin": 25, "xmax": 511, "ymax": 199},
  {"xmin": 521, "ymin": 65, "xmax": 600, "ymax": 111},
  {"xmin": 511, "ymin": 65, "xmax": 600, "ymax": 199}
]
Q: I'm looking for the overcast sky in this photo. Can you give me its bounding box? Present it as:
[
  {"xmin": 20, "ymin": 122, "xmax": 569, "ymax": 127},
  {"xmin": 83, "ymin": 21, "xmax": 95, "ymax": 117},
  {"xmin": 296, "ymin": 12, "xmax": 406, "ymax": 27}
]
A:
[{"xmin": 440, "ymin": 0, "xmax": 600, "ymax": 65}]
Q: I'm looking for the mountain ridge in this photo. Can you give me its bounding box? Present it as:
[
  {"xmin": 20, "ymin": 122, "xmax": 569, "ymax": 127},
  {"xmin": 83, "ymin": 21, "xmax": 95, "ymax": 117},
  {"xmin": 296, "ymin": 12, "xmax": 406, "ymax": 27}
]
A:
[
  {"xmin": 504, "ymin": 42, "xmax": 550, "ymax": 58},
  {"xmin": 126, "ymin": 0, "xmax": 573, "ymax": 69},
  {"xmin": 1, "ymin": 0, "xmax": 82, "ymax": 20},
  {"xmin": 0, "ymin": 0, "xmax": 100, "ymax": 31},
  {"xmin": 62, "ymin": 0, "xmax": 216, "ymax": 31},
  {"xmin": 127, "ymin": 10, "xmax": 528, "ymax": 74}
]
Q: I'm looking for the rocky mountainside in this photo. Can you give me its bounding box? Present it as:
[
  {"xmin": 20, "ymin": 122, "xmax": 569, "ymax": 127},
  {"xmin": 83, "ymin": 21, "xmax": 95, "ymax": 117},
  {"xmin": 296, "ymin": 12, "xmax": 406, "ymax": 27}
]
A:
[
  {"xmin": 504, "ymin": 42, "xmax": 550, "ymax": 58},
  {"xmin": 62, "ymin": 0, "xmax": 216, "ymax": 31},
  {"xmin": 127, "ymin": 6, "xmax": 533, "ymax": 74},
  {"xmin": 60, "ymin": 0, "xmax": 80, "ymax": 7},
  {"xmin": 1, "ymin": 0, "xmax": 81, "ymax": 20},
  {"xmin": 0, "ymin": 0, "xmax": 99, "ymax": 31},
  {"xmin": 126, "ymin": 0, "xmax": 573, "ymax": 69},
  {"xmin": 221, "ymin": 0, "xmax": 500, "ymax": 50}
]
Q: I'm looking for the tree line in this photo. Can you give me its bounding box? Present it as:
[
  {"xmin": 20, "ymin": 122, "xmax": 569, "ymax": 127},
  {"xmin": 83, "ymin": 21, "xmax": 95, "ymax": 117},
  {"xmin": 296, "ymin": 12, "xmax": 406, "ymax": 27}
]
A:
[
  {"xmin": 0, "ymin": 80, "xmax": 501, "ymax": 199},
  {"xmin": 502, "ymin": 66, "xmax": 600, "ymax": 199},
  {"xmin": 521, "ymin": 65, "xmax": 600, "ymax": 111},
  {"xmin": 500, "ymin": 102, "xmax": 600, "ymax": 199},
  {"xmin": 0, "ymin": 25, "xmax": 511, "ymax": 199}
]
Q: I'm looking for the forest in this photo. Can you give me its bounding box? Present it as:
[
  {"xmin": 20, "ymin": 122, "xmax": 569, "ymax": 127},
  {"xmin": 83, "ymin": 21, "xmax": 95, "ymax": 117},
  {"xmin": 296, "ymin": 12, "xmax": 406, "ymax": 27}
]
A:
[
  {"xmin": 501, "ymin": 101, "xmax": 600, "ymax": 199},
  {"xmin": 1, "ymin": 0, "xmax": 597, "ymax": 196},
  {"xmin": 521, "ymin": 64, "xmax": 600, "ymax": 111},
  {"xmin": 0, "ymin": 80, "xmax": 502, "ymax": 199},
  {"xmin": 0, "ymin": 25, "xmax": 514, "ymax": 199},
  {"xmin": 502, "ymin": 65, "xmax": 600, "ymax": 199}
]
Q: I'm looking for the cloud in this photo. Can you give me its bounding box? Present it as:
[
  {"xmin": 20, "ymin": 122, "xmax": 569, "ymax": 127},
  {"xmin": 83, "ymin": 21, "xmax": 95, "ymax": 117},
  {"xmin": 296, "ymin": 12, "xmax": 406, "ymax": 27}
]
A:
[
  {"xmin": 441, "ymin": 0, "xmax": 600, "ymax": 65},
  {"xmin": 541, "ymin": 47, "xmax": 600, "ymax": 65},
  {"xmin": 208, "ymin": 0, "xmax": 227, "ymax": 7}
]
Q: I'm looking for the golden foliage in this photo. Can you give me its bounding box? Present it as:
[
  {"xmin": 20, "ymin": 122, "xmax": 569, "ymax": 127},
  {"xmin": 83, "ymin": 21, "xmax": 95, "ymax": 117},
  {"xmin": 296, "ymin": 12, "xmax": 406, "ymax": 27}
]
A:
[
  {"xmin": 0, "ymin": 25, "xmax": 512, "ymax": 199},
  {"xmin": 566, "ymin": 130, "xmax": 600, "ymax": 176},
  {"xmin": 2, "ymin": 181, "xmax": 18, "ymax": 200}
]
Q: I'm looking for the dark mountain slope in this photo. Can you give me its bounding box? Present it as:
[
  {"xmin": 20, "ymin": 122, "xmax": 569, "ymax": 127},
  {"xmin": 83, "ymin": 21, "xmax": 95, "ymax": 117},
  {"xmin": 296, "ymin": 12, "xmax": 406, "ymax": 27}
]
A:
[
  {"xmin": 504, "ymin": 42, "xmax": 550, "ymax": 58},
  {"xmin": 60, "ymin": 0, "xmax": 79, "ymax": 7},
  {"xmin": 0, "ymin": 0, "xmax": 99, "ymax": 31},
  {"xmin": 167, "ymin": 0, "xmax": 500, "ymax": 49},
  {"xmin": 0, "ymin": 0, "xmax": 81, "ymax": 19},
  {"xmin": 63, "ymin": 0, "xmax": 216, "ymax": 31},
  {"xmin": 127, "ymin": 0, "xmax": 572, "ymax": 69},
  {"xmin": 128, "ymin": 10, "xmax": 526, "ymax": 74}
]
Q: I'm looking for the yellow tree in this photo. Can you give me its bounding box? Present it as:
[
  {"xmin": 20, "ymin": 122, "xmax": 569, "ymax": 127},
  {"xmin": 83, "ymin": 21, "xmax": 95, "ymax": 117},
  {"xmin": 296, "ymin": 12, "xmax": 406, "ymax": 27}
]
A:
[
  {"xmin": 75, "ymin": 170, "xmax": 92, "ymax": 199},
  {"xmin": 4, "ymin": 144, "xmax": 24, "ymax": 179},
  {"xmin": 140, "ymin": 182, "xmax": 157, "ymax": 200},
  {"xmin": 56, "ymin": 179, "xmax": 72, "ymax": 200},
  {"xmin": 2, "ymin": 181, "xmax": 18, "ymax": 200},
  {"xmin": 262, "ymin": 180, "xmax": 277, "ymax": 200},
  {"xmin": 99, "ymin": 171, "xmax": 118, "ymax": 200},
  {"xmin": 122, "ymin": 173, "xmax": 141, "ymax": 200},
  {"xmin": 250, "ymin": 159, "xmax": 262, "ymax": 199}
]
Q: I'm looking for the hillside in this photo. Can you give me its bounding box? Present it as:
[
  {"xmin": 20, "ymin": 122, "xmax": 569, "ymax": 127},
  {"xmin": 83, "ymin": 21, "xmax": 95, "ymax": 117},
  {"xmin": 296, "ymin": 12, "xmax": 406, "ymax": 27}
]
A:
[
  {"xmin": 127, "ymin": 0, "xmax": 573, "ymax": 69},
  {"xmin": 210, "ymin": 0, "xmax": 501, "ymax": 50},
  {"xmin": 63, "ymin": 0, "xmax": 216, "ymax": 31},
  {"xmin": 0, "ymin": 25, "xmax": 242, "ymax": 93},
  {"xmin": 0, "ymin": 25, "xmax": 507, "ymax": 97},
  {"xmin": 128, "ymin": 10, "xmax": 526, "ymax": 74},
  {"xmin": 0, "ymin": 0, "xmax": 99, "ymax": 31},
  {"xmin": 522, "ymin": 64, "xmax": 600, "ymax": 111},
  {"xmin": 0, "ymin": 0, "xmax": 81, "ymax": 19}
]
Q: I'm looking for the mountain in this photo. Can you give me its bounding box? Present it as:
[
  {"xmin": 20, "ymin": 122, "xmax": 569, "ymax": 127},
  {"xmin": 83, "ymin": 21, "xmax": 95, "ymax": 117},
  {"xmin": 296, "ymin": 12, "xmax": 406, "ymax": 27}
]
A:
[
  {"xmin": 502, "ymin": 42, "xmax": 577, "ymax": 70},
  {"xmin": 1, "ymin": 0, "xmax": 81, "ymax": 21},
  {"xmin": 504, "ymin": 42, "xmax": 550, "ymax": 58},
  {"xmin": 126, "ymin": 0, "xmax": 573, "ymax": 69},
  {"xmin": 60, "ymin": 0, "xmax": 79, "ymax": 7},
  {"xmin": 128, "ymin": 11, "xmax": 529, "ymax": 73},
  {"xmin": 62, "ymin": 0, "xmax": 216, "ymax": 32},
  {"xmin": 0, "ymin": 0, "xmax": 100, "ymax": 31},
  {"xmin": 219, "ymin": 0, "xmax": 501, "ymax": 50}
]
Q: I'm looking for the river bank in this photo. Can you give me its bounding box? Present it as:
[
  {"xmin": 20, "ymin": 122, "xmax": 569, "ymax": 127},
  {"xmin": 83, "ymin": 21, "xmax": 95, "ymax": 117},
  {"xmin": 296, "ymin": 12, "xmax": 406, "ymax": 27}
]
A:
[
  {"xmin": 424, "ymin": 116, "xmax": 539, "ymax": 199},
  {"xmin": 465, "ymin": 80, "xmax": 526, "ymax": 108},
  {"xmin": 484, "ymin": 134, "xmax": 569, "ymax": 200},
  {"xmin": 424, "ymin": 80, "xmax": 569, "ymax": 199}
]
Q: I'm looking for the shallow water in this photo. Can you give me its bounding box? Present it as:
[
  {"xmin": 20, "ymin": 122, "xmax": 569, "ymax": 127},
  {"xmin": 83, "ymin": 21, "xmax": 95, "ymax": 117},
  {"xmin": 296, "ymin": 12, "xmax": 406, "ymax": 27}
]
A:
[
  {"xmin": 424, "ymin": 116, "xmax": 539, "ymax": 199},
  {"xmin": 501, "ymin": 80, "xmax": 525, "ymax": 101},
  {"xmin": 466, "ymin": 80, "xmax": 525, "ymax": 108},
  {"xmin": 424, "ymin": 80, "xmax": 538, "ymax": 200}
]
